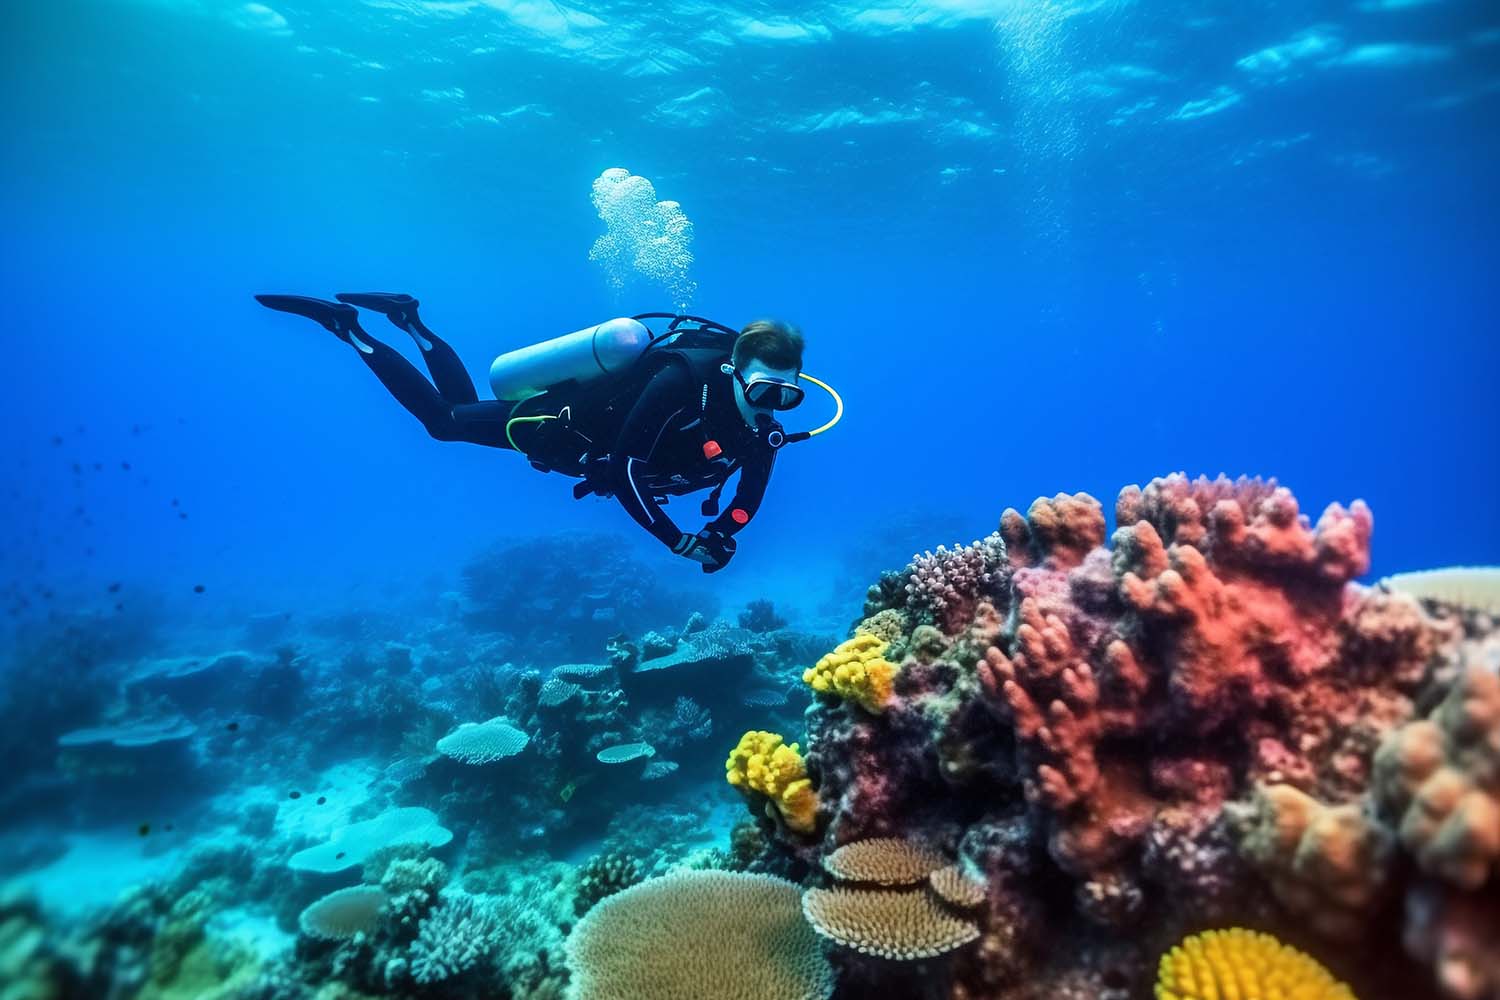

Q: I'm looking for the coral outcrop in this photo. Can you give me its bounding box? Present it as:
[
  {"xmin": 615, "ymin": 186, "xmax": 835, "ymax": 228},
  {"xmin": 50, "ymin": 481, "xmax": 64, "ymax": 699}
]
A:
[{"xmin": 761, "ymin": 474, "xmax": 1492, "ymax": 998}]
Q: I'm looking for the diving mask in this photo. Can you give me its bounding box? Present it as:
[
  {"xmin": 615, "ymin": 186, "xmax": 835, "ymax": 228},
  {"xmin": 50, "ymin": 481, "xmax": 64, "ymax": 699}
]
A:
[{"xmin": 721, "ymin": 364, "xmax": 805, "ymax": 411}]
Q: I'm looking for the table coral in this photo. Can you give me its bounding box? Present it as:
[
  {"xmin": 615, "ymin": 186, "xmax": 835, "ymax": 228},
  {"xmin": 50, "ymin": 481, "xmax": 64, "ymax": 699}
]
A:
[{"xmin": 564, "ymin": 870, "xmax": 833, "ymax": 1000}]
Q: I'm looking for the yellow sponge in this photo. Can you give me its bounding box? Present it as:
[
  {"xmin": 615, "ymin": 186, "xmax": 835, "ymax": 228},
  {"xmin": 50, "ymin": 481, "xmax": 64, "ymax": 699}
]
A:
[
  {"xmin": 803, "ymin": 634, "xmax": 896, "ymax": 713},
  {"xmin": 726, "ymin": 731, "xmax": 819, "ymax": 835},
  {"xmin": 1157, "ymin": 928, "xmax": 1356, "ymax": 1000}
]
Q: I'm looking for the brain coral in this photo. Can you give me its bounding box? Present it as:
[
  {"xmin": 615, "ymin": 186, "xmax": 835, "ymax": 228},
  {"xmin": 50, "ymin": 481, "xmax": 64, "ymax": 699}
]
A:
[
  {"xmin": 565, "ymin": 869, "xmax": 833, "ymax": 1000},
  {"xmin": 436, "ymin": 717, "xmax": 530, "ymax": 764},
  {"xmin": 1156, "ymin": 928, "xmax": 1356, "ymax": 1000},
  {"xmin": 288, "ymin": 806, "xmax": 453, "ymax": 874},
  {"xmin": 298, "ymin": 885, "xmax": 388, "ymax": 940}
]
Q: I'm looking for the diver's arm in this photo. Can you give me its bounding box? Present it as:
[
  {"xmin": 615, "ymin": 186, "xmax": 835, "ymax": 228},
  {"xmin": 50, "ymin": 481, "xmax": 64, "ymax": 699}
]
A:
[
  {"xmin": 705, "ymin": 449, "xmax": 774, "ymax": 537},
  {"xmin": 608, "ymin": 364, "xmax": 693, "ymax": 549}
]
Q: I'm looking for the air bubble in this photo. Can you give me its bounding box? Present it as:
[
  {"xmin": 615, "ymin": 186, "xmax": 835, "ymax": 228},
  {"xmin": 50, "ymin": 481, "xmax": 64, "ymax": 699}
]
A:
[{"xmin": 588, "ymin": 167, "xmax": 696, "ymax": 310}]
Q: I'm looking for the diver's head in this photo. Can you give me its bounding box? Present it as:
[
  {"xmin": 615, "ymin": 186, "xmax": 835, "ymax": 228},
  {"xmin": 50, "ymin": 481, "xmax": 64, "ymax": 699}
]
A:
[{"xmin": 727, "ymin": 319, "xmax": 804, "ymax": 430}]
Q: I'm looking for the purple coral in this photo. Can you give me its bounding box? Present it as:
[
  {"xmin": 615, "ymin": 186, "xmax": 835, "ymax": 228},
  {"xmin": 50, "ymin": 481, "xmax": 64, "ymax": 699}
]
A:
[{"xmin": 904, "ymin": 531, "xmax": 1010, "ymax": 635}]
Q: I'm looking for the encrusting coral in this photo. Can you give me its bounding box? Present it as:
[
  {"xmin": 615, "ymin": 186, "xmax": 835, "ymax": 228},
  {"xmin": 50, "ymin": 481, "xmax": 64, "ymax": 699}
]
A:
[
  {"xmin": 803, "ymin": 635, "xmax": 897, "ymax": 714},
  {"xmin": 726, "ymin": 730, "xmax": 819, "ymax": 835},
  {"xmin": 1155, "ymin": 928, "xmax": 1356, "ymax": 1000}
]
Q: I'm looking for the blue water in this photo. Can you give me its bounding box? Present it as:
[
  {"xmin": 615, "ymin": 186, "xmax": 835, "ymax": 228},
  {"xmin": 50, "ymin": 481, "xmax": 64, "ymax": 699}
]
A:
[
  {"xmin": 4, "ymin": 0, "xmax": 1497, "ymax": 618},
  {"xmin": 0, "ymin": 1, "xmax": 1496, "ymax": 993}
]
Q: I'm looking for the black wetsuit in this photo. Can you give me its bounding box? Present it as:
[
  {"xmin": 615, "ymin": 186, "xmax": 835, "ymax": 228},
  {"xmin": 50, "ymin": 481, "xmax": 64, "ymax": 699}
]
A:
[{"xmin": 354, "ymin": 320, "xmax": 774, "ymax": 550}]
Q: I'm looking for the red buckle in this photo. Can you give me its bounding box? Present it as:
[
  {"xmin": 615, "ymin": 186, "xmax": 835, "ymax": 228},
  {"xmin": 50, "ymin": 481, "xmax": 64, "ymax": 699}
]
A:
[
  {"xmin": 730, "ymin": 508, "xmax": 750, "ymax": 525},
  {"xmin": 702, "ymin": 440, "xmax": 723, "ymax": 459}
]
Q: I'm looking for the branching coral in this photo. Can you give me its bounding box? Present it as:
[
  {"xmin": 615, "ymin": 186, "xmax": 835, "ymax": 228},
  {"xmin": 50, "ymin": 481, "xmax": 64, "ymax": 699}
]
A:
[
  {"xmin": 726, "ymin": 731, "xmax": 819, "ymax": 835},
  {"xmin": 574, "ymin": 852, "xmax": 645, "ymax": 916},
  {"xmin": 905, "ymin": 532, "xmax": 1010, "ymax": 635},
  {"xmin": 803, "ymin": 635, "xmax": 897, "ymax": 714}
]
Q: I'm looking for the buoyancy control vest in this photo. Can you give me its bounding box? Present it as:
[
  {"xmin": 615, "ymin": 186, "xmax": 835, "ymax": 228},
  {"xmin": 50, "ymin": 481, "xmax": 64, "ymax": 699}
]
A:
[{"xmin": 498, "ymin": 314, "xmax": 742, "ymax": 484}]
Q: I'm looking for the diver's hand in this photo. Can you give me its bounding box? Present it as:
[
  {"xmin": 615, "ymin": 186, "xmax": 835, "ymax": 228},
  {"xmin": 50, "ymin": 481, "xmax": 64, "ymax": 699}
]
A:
[{"xmin": 674, "ymin": 529, "xmax": 736, "ymax": 573}]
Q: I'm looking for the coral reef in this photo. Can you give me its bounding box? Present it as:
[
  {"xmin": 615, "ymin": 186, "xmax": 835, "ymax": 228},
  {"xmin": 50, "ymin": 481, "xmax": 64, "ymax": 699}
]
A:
[
  {"xmin": 756, "ymin": 474, "xmax": 1492, "ymax": 998},
  {"xmin": 459, "ymin": 533, "xmax": 713, "ymax": 659},
  {"xmin": 8, "ymin": 479, "xmax": 1495, "ymax": 1000}
]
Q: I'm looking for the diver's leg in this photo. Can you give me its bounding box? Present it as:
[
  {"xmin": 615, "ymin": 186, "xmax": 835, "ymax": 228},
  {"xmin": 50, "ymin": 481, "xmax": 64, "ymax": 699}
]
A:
[
  {"xmin": 255, "ymin": 294, "xmax": 505, "ymax": 445},
  {"xmin": 336, "ymin": 292, "xmax": 478, "ymax": 404}
]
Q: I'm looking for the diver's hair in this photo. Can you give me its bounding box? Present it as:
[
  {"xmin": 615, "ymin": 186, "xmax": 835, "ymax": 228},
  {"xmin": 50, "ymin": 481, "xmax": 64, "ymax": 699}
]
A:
[{"xmin": 733, "ymin": 319, "xmax": 804, "ymax": 371}]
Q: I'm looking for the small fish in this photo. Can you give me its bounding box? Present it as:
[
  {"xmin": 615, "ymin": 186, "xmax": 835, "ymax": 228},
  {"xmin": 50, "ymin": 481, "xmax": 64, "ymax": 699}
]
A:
[
  {"xmin": 288, "ymin": 790, "xmax": 301, "ymax": 799},
  {"xmin": 164, "ymin": 823, "xmax": 174, "ymax": 832},
  {"xmin": 107, "ymin": 582, "xmax": 121, "ymax": 593},
  {"xmin": 121, "ymin": 462, "xmax": 131, "ymax": 471},
  {"xmin": 316, "ymin": 796, "xmax": 326, "ymax": 805},
  {"xmin": 179, "ymin": 512, "xmax": 188, "ymax": 520},
  {"xmin": 114, "ymin": 602, "xmax": 124, "ymax": 612},
  {"xmin": 226, "ymin": 721, "xmax": 239, "ymax": 732},
  {"xmin": 92, "ymin": 462, "xmax": 102, "ymax": 472},
  {"xmin": 138, "ymin": 823, "xmax": 151, "ymax": 837},
  {"xmin": 50, "ymin": 436, "xmax": 62, "ymax": 446},
  {"xmin": 193, "ymin": 584, "xmax": 205, "ymax": 594},
  {"xmin": 171, "ymin": 498, "xmax": 179, "ymax": 507},
  {"xmin": 335, "ymin": 851, "xmax": 346, "ymax": 860}
]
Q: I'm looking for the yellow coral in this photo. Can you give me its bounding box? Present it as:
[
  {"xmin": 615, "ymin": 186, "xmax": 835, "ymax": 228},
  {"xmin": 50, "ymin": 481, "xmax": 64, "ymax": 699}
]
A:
[
  {"xmin": 726, "ymin": 731, "xmax": 819, "ymax": 835},
  {"xmin": 1156, "ymin": 928, "xmax": 1357, "ymax": 1000},
  {"xmin": 802, "ymin": 635, "xmax": 897, "ymax": 713}
]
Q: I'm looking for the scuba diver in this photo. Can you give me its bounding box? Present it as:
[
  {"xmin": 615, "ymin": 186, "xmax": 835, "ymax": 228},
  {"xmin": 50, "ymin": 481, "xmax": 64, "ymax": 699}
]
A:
[{"xmin": 253, "ymin": 293, "xmax": 842, "ymax": 573}]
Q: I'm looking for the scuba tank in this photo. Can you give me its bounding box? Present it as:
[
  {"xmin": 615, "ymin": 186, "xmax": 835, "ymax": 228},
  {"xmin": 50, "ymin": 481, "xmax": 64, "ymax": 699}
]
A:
[{"xmin": 489, "ymin": 317, "xmax": 651, "ymax": 401}]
